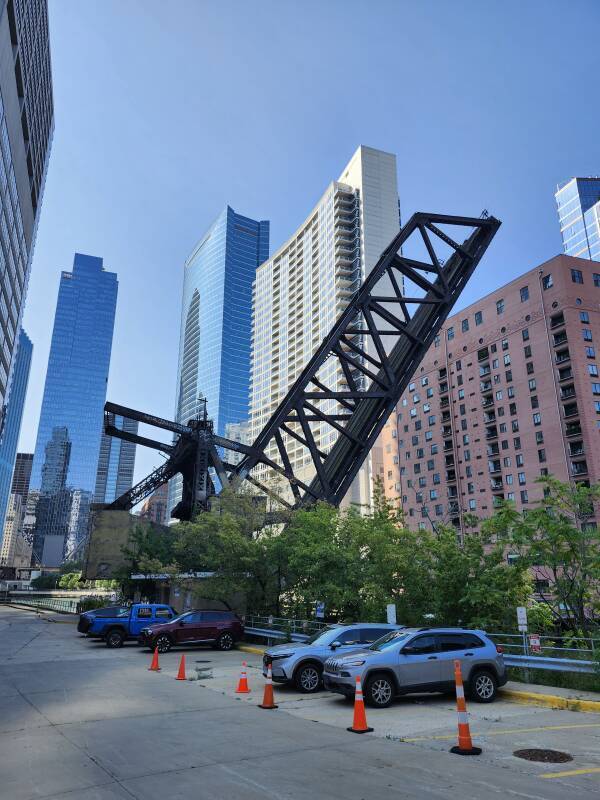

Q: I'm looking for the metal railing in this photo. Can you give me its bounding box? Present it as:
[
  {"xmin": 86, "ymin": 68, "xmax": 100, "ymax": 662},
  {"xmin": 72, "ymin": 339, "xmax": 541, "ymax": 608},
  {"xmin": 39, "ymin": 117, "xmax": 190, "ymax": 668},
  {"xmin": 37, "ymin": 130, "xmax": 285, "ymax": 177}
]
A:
[
  {"xmin": 243, "ymin": 614, "xmax": 327, "ymax": 644},
  {"xmin": 5, "ymin": 596, "xmax": 81, "ymax": 613}
]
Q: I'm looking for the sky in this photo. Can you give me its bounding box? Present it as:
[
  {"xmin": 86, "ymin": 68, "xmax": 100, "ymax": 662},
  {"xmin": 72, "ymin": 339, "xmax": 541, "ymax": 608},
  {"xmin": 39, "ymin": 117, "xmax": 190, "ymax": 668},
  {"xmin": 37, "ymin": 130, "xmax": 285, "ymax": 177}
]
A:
[{"xmin": 19, "ymin": 0, "xmax": 600, "ymax": 487}]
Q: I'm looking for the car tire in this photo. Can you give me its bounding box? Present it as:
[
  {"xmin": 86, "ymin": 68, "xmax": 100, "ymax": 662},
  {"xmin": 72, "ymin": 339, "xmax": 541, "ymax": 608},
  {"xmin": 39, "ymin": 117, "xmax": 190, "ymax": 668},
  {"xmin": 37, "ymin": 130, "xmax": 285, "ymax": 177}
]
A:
[
  {"xmin": 294, "ymin": 662, "xmax": 322, "ymax": 693},
  {"xmin": 154, "ymin": 634, "xmax": 172, "ymax": 653},
  {"xmin": 216, "ymin": 632, "xmax": 235, "ymax": 651},
  {"xmin": 468, "ymin": 669, "xmax": 498, "ymax": 703},
  {"xmin": 105, "ymin": 629, "xmax": 125, "ymax": 648},
  {"xmin": 365, "ymin": 673, "xmax": 395, "ymax": 708}
]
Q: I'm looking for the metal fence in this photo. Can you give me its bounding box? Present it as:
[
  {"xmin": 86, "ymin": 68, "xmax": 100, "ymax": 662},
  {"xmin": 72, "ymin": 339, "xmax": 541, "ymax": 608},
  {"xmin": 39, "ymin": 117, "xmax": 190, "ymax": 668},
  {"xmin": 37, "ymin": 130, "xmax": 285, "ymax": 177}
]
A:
[
  {"xmin": 4, "ymin": 596, "xmax": 82, "ymax": 613},
  {"xmin": 243, "ymin": 614, "xmax": 327, "ymax": 645}
]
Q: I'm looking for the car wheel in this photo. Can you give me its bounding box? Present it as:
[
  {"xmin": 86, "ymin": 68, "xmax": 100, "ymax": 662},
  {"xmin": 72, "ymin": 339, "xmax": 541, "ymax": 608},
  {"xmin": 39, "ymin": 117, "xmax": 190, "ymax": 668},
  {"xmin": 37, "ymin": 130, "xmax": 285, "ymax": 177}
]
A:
[
  {"xmin": 294, "ymin": 663, "xmax": 321, "ymax": 693},
  {"xmin": 216, "ymin": 632, "xmax": 234, "ymax": 651},
  {"xmin": 469, "ymin": 669, "xmax": 498, "ymax": 703},
  {"xmin": 154, "ymin": 634, "xmax": 172, "ymax": 653},
  {"xmin": 105, "ymin": 629, "xmax": 124, "ymax": 648},
  {"xmin": 365, "ymin": 673, "xmax": 394, "ymax": 708}
]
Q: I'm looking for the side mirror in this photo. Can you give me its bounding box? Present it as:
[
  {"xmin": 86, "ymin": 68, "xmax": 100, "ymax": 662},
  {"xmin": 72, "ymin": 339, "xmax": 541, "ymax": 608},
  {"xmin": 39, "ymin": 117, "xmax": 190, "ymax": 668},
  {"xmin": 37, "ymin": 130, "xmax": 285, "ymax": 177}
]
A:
[
  {"xmin": 330, "ymin": 641, "xmax": 341, "ymax": 649},
  {"xmin": 402, "ymin": 646, "xmax": 416, "ymax": 655}
]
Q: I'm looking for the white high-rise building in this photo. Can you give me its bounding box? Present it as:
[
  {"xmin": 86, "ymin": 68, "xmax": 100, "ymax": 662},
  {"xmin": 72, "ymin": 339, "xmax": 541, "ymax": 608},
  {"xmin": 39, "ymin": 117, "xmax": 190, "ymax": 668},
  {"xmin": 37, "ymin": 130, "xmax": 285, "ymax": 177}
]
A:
[{"xmin": 249, "ymin": 146, "xmax": 401, "ymax": 507}]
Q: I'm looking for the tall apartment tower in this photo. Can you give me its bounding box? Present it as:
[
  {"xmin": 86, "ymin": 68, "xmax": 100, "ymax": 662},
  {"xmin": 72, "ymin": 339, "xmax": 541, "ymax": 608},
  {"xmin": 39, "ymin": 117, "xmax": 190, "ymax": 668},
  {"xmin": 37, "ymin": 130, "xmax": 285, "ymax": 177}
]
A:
[
  {"xmin": 0, "ymin": 1, "xmax": 53, "ymax": 413},
  {"xmin": 168, "ymin": 206, "xmax": 269, "ymax": 517},
  {"xmin": 0, "ymin": 450, "xmax": 32, "ymax": 568},
  {"xmin": 381, "ymin": 254, "xmax": 600, "ymax": 537},
  {"xmin": 249, "ymin": 145, "xmax": 400, "ymax": 506},
  {"xmin": 30, "ymin": 254, "xmax": 118, "ymax": 565},
  {"xmin": 94, "ymin": 414, "xmax": 138, "ymax": 504},
  {"xmin": 555, "ymin": 178, "xmax": 600, "ymax": 262},
  {"xmin": 0, "ymin": 327, "xmax": 31, "ymax": 541}
]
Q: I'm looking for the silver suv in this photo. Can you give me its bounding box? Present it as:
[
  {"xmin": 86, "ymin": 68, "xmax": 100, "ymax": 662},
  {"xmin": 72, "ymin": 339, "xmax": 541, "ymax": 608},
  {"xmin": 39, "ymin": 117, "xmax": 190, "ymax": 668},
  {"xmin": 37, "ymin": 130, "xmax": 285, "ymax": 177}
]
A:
[
  {"xmin": 263, "ymin": 623, "xmax": 404, "ymax": 693},
  {"xmin": 323, "ymin": 628, "xmax": 506, "ymax": 707}
]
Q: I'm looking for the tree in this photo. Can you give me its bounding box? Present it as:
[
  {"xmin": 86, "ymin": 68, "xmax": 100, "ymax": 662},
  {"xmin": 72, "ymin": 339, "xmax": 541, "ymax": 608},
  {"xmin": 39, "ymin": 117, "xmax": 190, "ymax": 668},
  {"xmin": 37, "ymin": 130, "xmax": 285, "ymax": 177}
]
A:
[{"xmin": 505, "ymin": 477, "xmax": 600, "ymax": 632}]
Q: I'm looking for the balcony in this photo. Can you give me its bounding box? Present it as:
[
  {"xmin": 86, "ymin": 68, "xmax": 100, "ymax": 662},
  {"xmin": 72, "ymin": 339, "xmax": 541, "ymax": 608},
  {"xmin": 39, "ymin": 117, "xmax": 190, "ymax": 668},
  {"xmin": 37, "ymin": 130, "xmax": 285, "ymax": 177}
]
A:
[
  {"xmin": 482, "ymin": 397, "xmax": 494, "ymax": 409},
  {"xmin": 440, "ymin": 397, "xmax": 449, "ymax": 409},
  {"xmin": 479, "ymin": 365, "xmax": 491, "ymax": 377},
  {"xmin": 565, "ymin": 422, "xmax": 582, "ymax": 437},
  {"xmin": 487, "ymin": 443, "xmax": 500, "ymax": 456},
  {"xmin": 569, "ymin": 442, "xmax": 585, "ymax": 457},
  {"xmin": 443, "ymin": 441, "xmax": 454, "ymax": 452},
  {"xmin": 555, "ymin": 349, "xmax": 571, "ymax": 365},
  {"xmin": 550, "ymin": 312, "xmax": 565, "ymax": 329},
  {"xmin": 442, "ymin": 425, "xmax": 452, "ymax": 438},
  {"xmin": 446, "ymin": 470, "xmax": 457, "ymax": 483},
  {"xmin": 480, "ymin": 380, "xmax": 492, "ymax": 392},
  {"xmin": 439, "ymin": 368, "xmax": 447, "ymax": 379},
  {"xmin": 488, "ymin": 461, "xmax": 502, "ymax": 475},
  {"xmin": 491, "ymin": 479, "xmax": 504, "ymax": 491},
  {"xmin": 560, "ymin": 385, "xmax": 576, "ymax": 401},
  {"xmin": 485, "ymin": 426, "xmax": 499, "ymax": 440},
  {"xmin": 552, "ymin": 332, "xmax": 568, "ymax": 347},
  {"xmin": 477, "ymin": 347, "xmax": 490, "ymax": 362},
  {"xmin": 492, "ymin": 495, "xmax": 504, "ymax": 508},
  {"xmin": 439, "ymin": 382, "xmax": 449, "ymax": 394},
  {"xmin": 571, "ymin": 461, "xmax": 589, "ymax": 477},
  {"xmin": 447, "ymin": 488, "xmax": 458, "ymax": 500},
  {"xmin": 483, "ymin": 412, "xmax": 496, "ymax": 424},
  {"xmin": 445, "ymin": 454, "xmax": 455, "ymax": 467},
  {"xmin": 448, "ymin": 502, "xmax": 460, "ymax": 516},
  {"xmin": 558, "ymin": 367, "xmax": 573, "ymax": 382},
  {"xmin": 441, "ymin": 412, "xmax": 451, "ymax": 424},
  {"xmin": 563, "ymin": 402, "xmax": 579, "ymax": 419}
]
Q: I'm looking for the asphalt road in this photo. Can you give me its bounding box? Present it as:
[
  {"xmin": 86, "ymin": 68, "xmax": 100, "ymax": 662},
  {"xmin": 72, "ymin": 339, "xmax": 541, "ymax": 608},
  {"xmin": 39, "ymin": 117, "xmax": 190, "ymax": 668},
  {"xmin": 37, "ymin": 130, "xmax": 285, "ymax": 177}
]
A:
[{"xmin": 1, "ymin": 605, "xmax": 599, "ymax": 800}]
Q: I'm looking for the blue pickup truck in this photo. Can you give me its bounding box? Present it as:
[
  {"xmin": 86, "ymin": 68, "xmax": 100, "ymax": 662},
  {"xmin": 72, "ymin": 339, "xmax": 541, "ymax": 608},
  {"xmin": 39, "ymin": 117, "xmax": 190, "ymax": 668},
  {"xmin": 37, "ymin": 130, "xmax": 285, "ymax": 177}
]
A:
[{"xmin": 77, "ymin": 603, "xmax": 177, "ymax": 648}]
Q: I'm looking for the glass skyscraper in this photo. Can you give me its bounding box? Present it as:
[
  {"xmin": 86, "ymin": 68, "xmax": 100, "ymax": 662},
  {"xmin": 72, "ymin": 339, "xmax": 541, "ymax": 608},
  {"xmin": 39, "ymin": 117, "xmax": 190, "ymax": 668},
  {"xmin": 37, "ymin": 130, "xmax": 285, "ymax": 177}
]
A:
[
  {"xmin": 0, "ymin": 1, "xmax": 53, "ymax": 414},
  {"xmin": 30, "ymin": 253, "xmax": 118, "ymax": 565},
  {"xmin": 168, "ymin": 206, "xmax": 269, "ymax": 517},
  {"xmin": 555, "ymin": 177, "xmax": 600, "ymax": 261},
  {"xmin": 0, "ymin": 327, "xmax": 31, "ymax": 542},
  {"xmin": 94, "ymin": 413, "xmax": 138, "ymax": 504}
]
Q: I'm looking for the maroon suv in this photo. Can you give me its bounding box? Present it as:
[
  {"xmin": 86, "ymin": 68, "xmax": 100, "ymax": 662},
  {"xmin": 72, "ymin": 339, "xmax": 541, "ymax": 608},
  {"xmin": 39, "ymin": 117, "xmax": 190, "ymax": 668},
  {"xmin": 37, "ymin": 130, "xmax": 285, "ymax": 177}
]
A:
[{"xmin": 138, "ymin": 609, "xmax": 244, "ymax": 653}]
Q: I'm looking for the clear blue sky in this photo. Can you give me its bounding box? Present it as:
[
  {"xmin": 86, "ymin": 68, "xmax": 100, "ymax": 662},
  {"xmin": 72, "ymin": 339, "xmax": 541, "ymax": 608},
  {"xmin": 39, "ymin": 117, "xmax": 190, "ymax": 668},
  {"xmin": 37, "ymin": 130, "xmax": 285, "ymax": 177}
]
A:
[{"xmin": 19, "ymin": 0, "xmax": 600, "ymax": 485}]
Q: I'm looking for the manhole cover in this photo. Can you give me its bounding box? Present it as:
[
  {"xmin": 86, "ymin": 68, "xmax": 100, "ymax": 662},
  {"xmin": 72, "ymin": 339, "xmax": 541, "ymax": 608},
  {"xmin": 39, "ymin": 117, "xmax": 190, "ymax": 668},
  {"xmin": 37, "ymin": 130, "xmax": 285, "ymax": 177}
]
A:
[{"xmin": 513, "ymin": 749, "xmax": 572, "ymax": 763}]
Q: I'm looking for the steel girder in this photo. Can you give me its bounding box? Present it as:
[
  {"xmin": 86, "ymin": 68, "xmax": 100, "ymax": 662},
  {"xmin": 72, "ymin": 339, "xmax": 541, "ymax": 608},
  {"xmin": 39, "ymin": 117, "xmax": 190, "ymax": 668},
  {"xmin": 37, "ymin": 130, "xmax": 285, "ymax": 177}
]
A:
[{"xmin": 233, "ymin": 211, "xmax": 500, "ymax": 507}]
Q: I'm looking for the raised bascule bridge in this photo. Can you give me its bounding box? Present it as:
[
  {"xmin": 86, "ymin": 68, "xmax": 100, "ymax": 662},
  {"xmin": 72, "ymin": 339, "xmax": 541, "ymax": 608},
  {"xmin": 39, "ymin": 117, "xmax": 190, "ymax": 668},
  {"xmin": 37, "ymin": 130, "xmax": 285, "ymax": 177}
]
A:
[{"xmin": 102, "ymin": 212, "xmax": 500, "ymax": 523}]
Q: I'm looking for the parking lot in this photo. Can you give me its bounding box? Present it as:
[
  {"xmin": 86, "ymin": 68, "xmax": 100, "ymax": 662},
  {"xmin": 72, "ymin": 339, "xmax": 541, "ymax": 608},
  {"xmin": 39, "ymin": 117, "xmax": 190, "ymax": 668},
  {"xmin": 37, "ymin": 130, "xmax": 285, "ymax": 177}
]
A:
[{"xmin": 1, "ymin": 605, "xmax": 599, "ymax": 799}]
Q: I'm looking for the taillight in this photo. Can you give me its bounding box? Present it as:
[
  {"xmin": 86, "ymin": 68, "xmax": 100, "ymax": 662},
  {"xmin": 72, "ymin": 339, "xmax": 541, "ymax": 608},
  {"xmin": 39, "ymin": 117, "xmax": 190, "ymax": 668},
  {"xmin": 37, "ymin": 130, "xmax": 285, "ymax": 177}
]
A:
[{"xmin": 496, "ymin": 644, "xmax": 504, "ymax": 654}]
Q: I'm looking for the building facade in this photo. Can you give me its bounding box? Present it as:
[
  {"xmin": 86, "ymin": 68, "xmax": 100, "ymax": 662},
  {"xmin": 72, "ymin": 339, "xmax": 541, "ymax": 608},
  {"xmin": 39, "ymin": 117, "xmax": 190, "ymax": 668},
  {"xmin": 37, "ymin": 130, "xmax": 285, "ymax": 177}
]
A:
[
  {"xmin": 0, "ymin": 327, "xmax": 30, "ymax": 541},
  {"xmin": 139, "ymin": 482, "xmax": 168, "ymax": 526},
  {"xmin": 249, "ymin": 145, "xmax": 400, "ymax": 506},
  {"xmin": 381, "ymin": 254, "xmax": 600, "ymax": 536},
  {"xmin": 94, "ymin": 414, "xmax": 138, "ymax": 504},
  {"xmin": 30, "ymin": 254, "xmax": 118, "ymax": 565},
  {"xmin": 168, "ymin": 206, "xmax": 269, "ymax": 516},
  {"xmin": 0, "ymin": 450, "xmax": 32, "ymax": 568},
  {"xmin": 0, "ymin": 0, "xmax": 53, "ymax": 413},
  {"xmin": 556, "ymin": 177, "xmax": 600, "ymax": 262}
]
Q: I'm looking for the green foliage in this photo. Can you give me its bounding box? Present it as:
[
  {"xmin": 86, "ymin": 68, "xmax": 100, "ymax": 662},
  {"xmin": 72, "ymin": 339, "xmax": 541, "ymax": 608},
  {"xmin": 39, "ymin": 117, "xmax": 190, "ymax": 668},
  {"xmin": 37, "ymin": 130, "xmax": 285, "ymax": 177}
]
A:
[
  {"xmin": 58, "ymin": 572, "xmax": 82, "ymax": 589},
  {"xmin": 30, "ymin": 574, "xmax": 59, "ymax": 590}
]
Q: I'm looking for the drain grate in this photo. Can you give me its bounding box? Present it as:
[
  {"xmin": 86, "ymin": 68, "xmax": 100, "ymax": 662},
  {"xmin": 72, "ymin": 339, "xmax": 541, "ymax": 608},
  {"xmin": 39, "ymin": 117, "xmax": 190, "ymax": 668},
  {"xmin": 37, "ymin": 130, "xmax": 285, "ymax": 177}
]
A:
[{"xmin": 513, "ymin": 749, "xmax": 573, "ymax": 763}]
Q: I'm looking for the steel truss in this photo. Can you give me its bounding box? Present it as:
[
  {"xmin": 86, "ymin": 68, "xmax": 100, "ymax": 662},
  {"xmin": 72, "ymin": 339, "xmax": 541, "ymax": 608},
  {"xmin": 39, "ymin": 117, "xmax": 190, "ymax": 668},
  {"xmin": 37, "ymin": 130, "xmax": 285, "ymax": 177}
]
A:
[{"xmin": 104, "ymin": 211, "xmax": 500, "ymax": 520}]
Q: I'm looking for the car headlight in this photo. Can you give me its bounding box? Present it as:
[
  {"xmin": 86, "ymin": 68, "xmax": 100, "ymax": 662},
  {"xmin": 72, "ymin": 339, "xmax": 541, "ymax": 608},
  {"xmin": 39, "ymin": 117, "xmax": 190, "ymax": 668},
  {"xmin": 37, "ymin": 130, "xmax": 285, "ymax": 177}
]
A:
[
  {"xmin": 344, "ymin": 660, "xmax": 366, "ymax": 666},
  {"xmin": 269, "ymin": 653, "xmax": 293, "ymax": 660}
]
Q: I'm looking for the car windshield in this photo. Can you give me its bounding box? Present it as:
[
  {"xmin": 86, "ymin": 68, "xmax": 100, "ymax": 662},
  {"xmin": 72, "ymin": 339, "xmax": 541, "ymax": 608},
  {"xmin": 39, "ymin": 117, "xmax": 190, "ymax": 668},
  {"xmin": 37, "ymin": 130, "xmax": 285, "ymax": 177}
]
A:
[
  {"xmin": 369, "ymin": 631, "xmax": 411, "ymax": 651},
  {"xmin": 304, "ymin": 626, "xmax": 341, "ymax": 645},
  {"xmin": 168, "ymin": 612, "xmax": 192, "ymax": 624}
]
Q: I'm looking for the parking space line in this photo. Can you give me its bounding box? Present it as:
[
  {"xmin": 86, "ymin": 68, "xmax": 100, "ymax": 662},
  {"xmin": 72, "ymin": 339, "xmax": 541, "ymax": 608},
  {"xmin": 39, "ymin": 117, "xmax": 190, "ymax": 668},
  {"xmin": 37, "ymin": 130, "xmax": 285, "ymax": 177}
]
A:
[
  {"xmin": 402, "ymin": 722, "xmax": 600, "ymax": 742},
  {"xmin": 540, "ymin": 767, "xmax": 600, "ymax": 779}
]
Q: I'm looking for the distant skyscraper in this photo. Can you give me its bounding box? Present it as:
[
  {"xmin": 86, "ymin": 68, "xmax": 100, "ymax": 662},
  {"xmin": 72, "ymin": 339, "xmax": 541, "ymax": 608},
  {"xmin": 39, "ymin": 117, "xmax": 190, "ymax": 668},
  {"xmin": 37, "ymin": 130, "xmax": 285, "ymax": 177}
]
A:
[
  {"xmin": 249, "ymin": 145, "xmax": 400, "ymax": 508},
  {"xmin": 11, "ymin": 451, "xmax": 32, "ymax": 496},
  {"xmin": 556, "ymin": 177, "xmax": 600, "ymax": 261},
  {"xmin": 0, "ymin": 1, "xmax": 54, "ymax": 414},
  {"xmin": 32, "ymin": 426, "xmax": 72, "ymax": 565},
  {"xmin": 0, "ymin": 451, "xmax": 32, "ymax": 569},
  {"xmin": 94, "ymin": 414, "xmax": 138, "ymax": 504},
  {"xmin": 168, "ymin": 206, "xmax": 269, "ymax": 517},
  {"xmin": 139, "ymin": 483, "xmax": 168, "ymax": 526},
  {"xmin": 30, "ymin": 254, "xmax": 118, "ymax": 565},
  {"xmin": 0, "ymin": 329, "xmax": 31, "ymax": 543}
]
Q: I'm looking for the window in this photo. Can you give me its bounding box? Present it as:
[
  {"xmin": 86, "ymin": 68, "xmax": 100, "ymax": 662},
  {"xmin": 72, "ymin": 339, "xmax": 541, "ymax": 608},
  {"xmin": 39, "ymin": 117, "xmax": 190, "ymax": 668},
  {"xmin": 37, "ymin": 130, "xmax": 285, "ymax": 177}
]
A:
[
  {"xmin": 506, "ymin": 474, "xmax": 513, "ymax": 485},
  {"xmin": 511, "ymin": 420, "xmax": 519, "ymax": 432},
  {"xmin": 459, "ymin": 404, "xmax": 466, "ymax": 415},
  {"xmin": 464, "ymin": 449, "xmax": 471, "ymax": 461},
  {"xmin": 535, "ymin": 431, "xmax": 544, "ymax": 444},
  {"xmin": 507, "ymin": 386, "xmax": 515, "ymax": 398},
  {"xmin": 520, "ymin": 286, "xmax": 529, "ymax": 302},
  {"xmin": 507, "ymin": 492, "xmax": 515, "ymax": 501},
  {"xmin": 427, "ymin": 459, "xmax": 434, "ymax": 470},
  {"xmin": 526, "ymin": 362, "xmax": 535, "ymax": 374},
  {"xmin": 521, "ymin": 490, "xmax": 529, "ymax": 504},
  {"xmin": 137, "ymin": 607, "xmax": 153, "ymax": 618},
  {"xmin": 421, "ymin": 376, "xmax": 429, "ymax": 386},
  {"xmin": 533, "ymin": 413, "xmax": 541, "ymax": 425},
  {"xmin": 414, "ymin": 463, "xmax": 421, "ymax": 474},
  {"xmin": 518, "ymin": 472, "xmax": 526, "ymax": 485},
  {"xmin": 586, "ymin": 347, "xmax": 596, "ymax": 358},
  {"xmin": 155, "ymin": 608, "xmax": 174, "ymax": 618},
  {"xmin": 542, "ymin": 274, "xmax": 553, "ymax": 290},
  {"xmin": 595, "ymin": 402, "xmax": 600, "ymax": 414},
  {"xmin": 503, "ymin": 354, "xmax": 511, "ymax": 366},
  {"xmin": 501, "ymin": 440, "xmax": 509, "ymax": 450},
  {"xmin": 538, "ymin": 449, "xmax": 546, "ymax": 463},
  {"xmin": 495, "ymin": 390, "xmax": 503, "ymax": 400},
  {"xmin": 425, "ymin": 430, "xmax": 433, "ymax": 441},
  {"xmin": 433, "ymin": 473, "xmax": 440, "ymax": 484},
  {"xmin": 499, "ymin": 422, "xmax": 507, "ymax": 432},
  {"xmin": 447, "ymin": 326, "xmax": 454, "ymax": 340},
  {"xmin": 461, "ymin": 318, "xmax": 469, "ymax": 332},
  {"xmin": 428, "ymin": 414, "xmax": 436, "ymax": 425},
  {"xmin": 336, "ymin": 629, "xmax": 363, "ymax": 646},
  {"xmin": 516, "ymin": 454, "xmax": 524, "ymax": 467},
  {"xmin": 429, "ymin": 489, "xmax": 437, "ymax": 500},
  {"xmin": 427, "ymin": 387, "xmax": 434, "ymax": 398},
  {"xmin": 467, "ymin": 483, "xmax": 474, "ymax": 494},
  {"xmin": 522, "ymin": 328, "xmax": 529, "ymax": 341},
  {"xmin": 502, "ymin": 338, "xmax": 509, "ymax": 351},
  {"xmin": 419, "ymin": 477, "xmax": 427, "ymax": 487},
  {"xmin": 431, "ymin": 444, "xmax": 438, "ymax": 454},
  {"xmin": 506, "ymin": 370, "xmax": 513, "ymax": 383},
  {"xmin": 531, "ymin": 395, "xmax": 539, "ymax": 409},
  {"xmin": 589, "ymin": 365, "xmax": 598, "ymax": 377},
  {"xmin": 458, "ymin": 389, "xmax": 465, "ymax": 399},
  {"xmin": 580, "ymin": 311, "xmax": 590, "ymax": 323},
  {"xmin": 435, "ymin": 504, "xmax": 443, "ymax": 516},
  {"xmin": 594, "ymin": 273, "xmax": 600, "ymax": 288},
  {"xmin": 528, "ymin": 378, "xmax": 536, "ymax": 391},
  {"xmin": 571, "ymin": 269, "xmax": 584, "ymax": 284},
  {"xmin": 466, "ymin": 466, "xmax": 472, "ymax": 477},
  {"xmin": 524, "ymin": 345, "xmax": 532, "ymax": 358},
  {"xmin": 514, "ymin": 437, "xmax": 521, "ymax": 450},
  {"xmin": 496, "ymin": 298, "xmax": 504, "ymax": 315},
  {"xmin": 455, "ymin": 360, "xmax": 462, "ymax": 371},
  {"xmin": 504, "ymin": 457, "xmax": 511, "ymax": 467},
  {"xmin": 461, "ymin": 419, "xmax": 467, "ymax": 431},
  {"xmin": 406, "ymin": 635, "xmax": 438, "ymax": 655},
  {"xmin": 583, "ymin": 329, "xmax": 593, "ymax": 341},
  {"xmin": 475, "ymin": 310, "xmax": 483, "ymax": 326},
  {"xmin": 468, "ymin": 499, "xmax": 476, "ymax": 511},
  {"xmin": 593, "ymin": 383, "xmax": 600, "ymax": 395},
  {"xmin": 492, "ymin": 358, "xmax": 499, "ymax": 369}
]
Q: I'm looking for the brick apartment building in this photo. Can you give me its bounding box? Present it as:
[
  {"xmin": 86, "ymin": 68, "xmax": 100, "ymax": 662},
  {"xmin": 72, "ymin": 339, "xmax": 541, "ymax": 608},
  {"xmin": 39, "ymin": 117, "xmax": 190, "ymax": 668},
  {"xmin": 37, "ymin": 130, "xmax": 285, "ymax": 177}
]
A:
[{"xmin": 381, "ymin": 254, "xmax": 600, "ymax": 536}]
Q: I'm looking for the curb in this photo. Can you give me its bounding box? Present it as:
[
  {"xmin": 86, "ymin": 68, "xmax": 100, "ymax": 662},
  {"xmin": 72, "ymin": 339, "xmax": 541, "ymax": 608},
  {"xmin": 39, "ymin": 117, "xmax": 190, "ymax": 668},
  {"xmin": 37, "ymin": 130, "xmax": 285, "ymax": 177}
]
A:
[
  {"xmin": 501, "ymin": 688, "xmax": 600, "ymax": 713},
  {"xmin": 239, "ymin": 644, "xmax": 266, "ymax": 656}
]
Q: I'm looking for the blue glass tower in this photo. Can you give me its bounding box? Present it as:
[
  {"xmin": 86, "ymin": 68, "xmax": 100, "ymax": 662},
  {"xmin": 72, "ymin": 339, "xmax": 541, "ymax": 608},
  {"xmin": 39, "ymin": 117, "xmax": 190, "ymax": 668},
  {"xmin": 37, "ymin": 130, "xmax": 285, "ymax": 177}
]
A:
[
  {"xmin": 555, "ymin": 177, "xmax": 600, "ymax": 261},
  {"xmin": 0, "ymin": 328, "xmax": 32, "ymax": 543},
  {"xmin": 30, "ymin": 253, "xmax": 118, "ymax": 564},
  {"xmin": 168, "ymin": 206, "xmax": 269, "ymax": 516}
]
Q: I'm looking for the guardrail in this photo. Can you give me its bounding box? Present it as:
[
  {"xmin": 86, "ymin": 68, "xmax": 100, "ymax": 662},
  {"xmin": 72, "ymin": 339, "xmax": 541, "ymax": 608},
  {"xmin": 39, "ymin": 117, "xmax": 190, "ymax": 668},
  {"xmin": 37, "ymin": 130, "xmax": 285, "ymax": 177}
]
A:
[
  {"xmin": 503, "ymin": 653, "xmax": 595, "ymax": 674},
  {"xmin": 4, "ymin": 596, "xmax": 81, "ymax": 613}
]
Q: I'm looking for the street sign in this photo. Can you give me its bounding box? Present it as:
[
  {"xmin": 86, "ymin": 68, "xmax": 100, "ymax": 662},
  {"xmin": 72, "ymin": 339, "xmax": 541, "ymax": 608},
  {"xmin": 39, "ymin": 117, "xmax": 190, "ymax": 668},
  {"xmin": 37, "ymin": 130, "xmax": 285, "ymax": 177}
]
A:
[
  {"xmin": 529, "ymin": 633, "xmax": 542, "ymax": 654},
  {"xmin": 516, "ymin": 606, "xmax": 528, "ymax": 632},
  {"xmin": 386, "ymin": 603, "xmax": 397, "ymax": 625},
  {"xmin": 315, "ymin": 601, "xmax": 325, "ymax": 619}
]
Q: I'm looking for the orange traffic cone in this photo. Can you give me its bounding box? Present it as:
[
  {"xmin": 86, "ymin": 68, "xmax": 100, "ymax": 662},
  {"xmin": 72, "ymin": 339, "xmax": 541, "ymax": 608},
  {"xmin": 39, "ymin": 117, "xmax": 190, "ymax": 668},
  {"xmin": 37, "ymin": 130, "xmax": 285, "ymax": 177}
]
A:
[
  {"xmin": 258, "ymin": 664, "xmax": 278, "ymax": 709},
  {"xmin": 235, "ymin": 660, "xmax": 250, "ymax": 693},
  {"xmin": 450, "ymin": 659, "xmax": 481, "ymax": 756},
  {"xmin": 148, "ymin": 647, "xmax": 161, "ymax": 672},
  {"xmin": 175, "ymin": 654, "xmax": 187, "ymax": 681},
  {"xmin": 347, "ymin": 676, "xmax": 373, "ymax": 734}
]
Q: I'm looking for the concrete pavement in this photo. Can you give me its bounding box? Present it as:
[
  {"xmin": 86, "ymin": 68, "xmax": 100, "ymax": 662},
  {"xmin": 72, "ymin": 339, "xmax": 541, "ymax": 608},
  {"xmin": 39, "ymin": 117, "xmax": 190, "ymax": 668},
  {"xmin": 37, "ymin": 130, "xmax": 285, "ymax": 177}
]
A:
[{"xmin": 1, "ymin": 605, "xmax": 599, "ymax": 799}]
